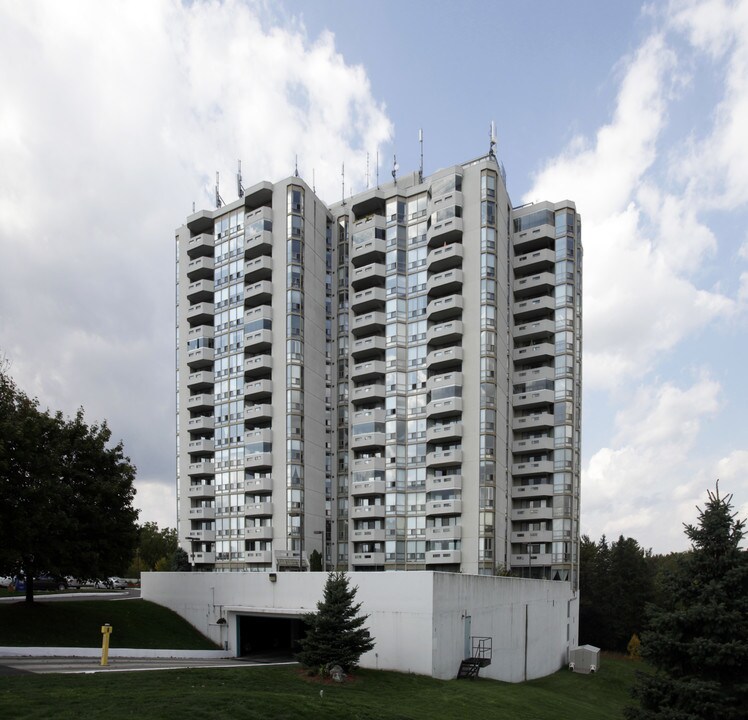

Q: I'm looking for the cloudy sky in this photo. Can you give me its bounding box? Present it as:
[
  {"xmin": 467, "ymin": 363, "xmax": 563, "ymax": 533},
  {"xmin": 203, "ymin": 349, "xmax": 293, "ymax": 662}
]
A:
[{"xmin": 1, "ymin": 0, "xmax": 746, "ymax": 554}]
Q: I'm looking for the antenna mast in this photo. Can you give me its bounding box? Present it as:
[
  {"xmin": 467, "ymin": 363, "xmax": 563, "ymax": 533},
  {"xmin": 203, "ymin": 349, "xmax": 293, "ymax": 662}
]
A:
[
  {"xmin": 341, "ymin": 162, "xmax": 346, "ymax": 205},
  {"xmin": 376, "ymin": 150, "xmax": 379, "ymax": 189},
  {"xmin": 237, "ymin": 160, "xmax": 244, "ymax": 198},
  {"xmin": 489, "ymin": 121, "xmax": 497, "ymax": 159},
  {"xmin": 418, "ymin": 129, "xmax": 424, "ymax": 183},
  {"xmin": 215, "ymin": 172, "xmax": 224, "ymax": 208},
  {"xmin": 294, "ymin": 154, "xmax": 299, "ymax": 178},
  {"xmin": 366, "ymin": 152, "xmax": 370, "ymax": 189},
  {"xmin": 392, "ymin": 154, "xmax": 398, "ymax": 185}
]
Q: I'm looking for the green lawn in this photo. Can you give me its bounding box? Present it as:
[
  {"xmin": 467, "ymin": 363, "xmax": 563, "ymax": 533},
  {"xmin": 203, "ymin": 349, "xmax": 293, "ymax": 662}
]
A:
[
  {"xmin": 0, "ymin": 658, "xmax": 641, "ymax": 720},
  {"xmin": 0, "ymin": 598, "xmax": 218, "ymax": 649}
]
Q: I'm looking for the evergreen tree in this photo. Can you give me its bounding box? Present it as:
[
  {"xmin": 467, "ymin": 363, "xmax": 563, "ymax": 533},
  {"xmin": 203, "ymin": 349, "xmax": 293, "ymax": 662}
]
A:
[
  {"xmin": 297, "ymin": 572, "xmax": 375, "ymax": 673},
  {"xmin": 626, "ymin": 484, "xmax": 748, "ymax": 720}
]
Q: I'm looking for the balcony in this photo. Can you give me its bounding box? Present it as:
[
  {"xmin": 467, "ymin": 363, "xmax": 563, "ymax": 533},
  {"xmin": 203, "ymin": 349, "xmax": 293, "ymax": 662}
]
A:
[
  {"xmin": 352, "ymin": 552, "xmax": 386, "ymax": 566},
  {"xmin": 244, "ymin": 428, "xmax": 272, "ymax": 445},
  {"xmin": 512, "ymin": 247, "xmax": 556, "ymax": 274},
  {"xmin": 350, "ymin": 359, "xmax": 385, "ymax": 382},
  {"xmin": 350, "ymin": 335, "xmax": 386, "ymax": 360},
  {"xmin": 244, "ymin": 280, "xmax": 273, "ymax": 307},
  {"xmin": 426, "ymin": 397, "xmax": 462, "ymax": 419},
  {"xmin": 425, "ymin": 499, "xmax": 462, "ymax": 516},
  {"xmin": 511, "ymin": 483, "xmax": 555, "ymax": 503},
  {"xmin": 244, "ymin": 354, "xmax": 272, "ymax": 377},
  {"xmin": 244, "ymin": 526, "xmax": 273, "ymax": 541},
  {"xmin": 244, "ymin": 476, "xmax": 273, "ymax": 494},
  {"xmin": 350, "ymin": 432, "xmax": 386, "ymax": 451},
  {"xmin": 186, "ymin": 346, "xmax": 214, "ymax": 369},
  {"xmin": 513, "ymin": 222, "xmax": 555, "ymax": 253},
  {"xmin": 426, "ymin": 449, "xmax": 463, "ymax": 468},
  {"xmin": 425, "ymin": 525, "xmax": 462, "ymax": 541},
  {"xmin": 352, "ymin": 457, "xmax": 386, "ymax": 475},
  {"xmin": 512, "ymin": 412, "xmax": 554, "ymax": 431},
  {"xmin": 350, "ymin": 262, "xmax": 386, "ymax": 291},
  {"xmin": 513, "ymin": 296, "xmax": 555, "ymax": 321},
  {"xmin": 511, "ymin": 506, "xmax": 553, "ymax": 522},
  {"xmin": 425, "ymin": 475, "xmax": 462, "ymax": 493},
  {"xmin": 426, "ymin": 294, "xmax": 463, "ymax": 322},
  {"xmin": 512, "ymin": 437, "xmax": 554, "ymax": 454},
  {"xmin": 510, "ymin": 530, "xmax": 553, "ymax": 545},
  {"xmin": 513, "ymin": 271, "xmax": 555, "ymax": 298},
  {"xmin": 188, "ymin": 415, "xmax": 214, "ymax": 433},
  {"xmin": 186, "ymin": 255, "xmax": 214, "ymax": 281},
  {"xmin": 513, "ymin": 318, "xmax": 555, "ymax": 342},
  {"xmin": 427, "ymin": 345, "xmax": 463, "ymax": 371},
  {"xmin": 427, "ymin": 216, "xmax": 463, "ymax": 246},
  {"xmin": 351, "ymin": 237, "xmax": 386, "ymax": 267},
  {"xmin": 244, "ymin": 550, "xmax": 273, "ymax": 564},
  {"xmin": 244, "ymin": 404, "xmax": 273, "ymax": 423},
  {"xmin": 187, "ymin": 460, "xmax": 214, "ymax": 477},
  {"xmin": 513, "ymin": 389, "xmax": 554, "ymax": 410},
  {"xmin": 244, "ymin": 229, "xmax": 273, "ymax": 260},
  {"xmin": 425, "ymin": 550, "xmax": 461, "ymax": 564},
  {"xmin": 244, "ymin": 304, "xmax": 272, "ymax": 324},
  {"xmin": 351, "ymin": 382, "xmax": 385, "ymax": 405},
  {"xmin": 187, "ymin": 370, "xmax": 214, "ymax": 391},
  {"xmin": 426, "ymin": 422, "xmax": 463, "ymax": 443},
  {"xmin": 243, "ymin": 329, "xmax": 272, "ymax": 353},
  {"xmin": 427, "ymin": 243, "xmax": 463, "ymax": 273},
  {"xmin": 427, "ymin": 371, "xmax": 462, "ymax": 391},
  {"xmin": 187, "ymin": 483, "xmax": 215, "ymax": 498},
  {"xmin": 513, "ymin": 366, "xmax": 555, "ymax": 385},
  {"xmin": 351, "ymin": 311, "xmax": 386, "ymax": 337},
  {"xmin": 244, "ymin": 379, "xmax": 272, "ymax": 400},
  {"xmin": 244, "ymin": 256, "xmax": 273, "ymax": 282},
  {"xmin": 350, "ymin": 504, "xmax": 386, "ymax": 520},
  {"xmin": 351, "ymin": 286, "xmax": 386, "ymax": 313},
  {"xmin": 511, "ymin": 553, "xmax": 553, "ymax": 566},
  {"xmin": 244, "ymin": 502, "xmax": 274, "ymax": 517},
  {"xmin": 350, "ymin": 479, "xmax": 386, "ymax": 497},
  {"xmin": 512, "ymin": 460, "xmax": 553, "ymax": 476},
  {"xmin": 187, "ymin": 232, "xmax": 214, "ymax": 258},
  {"xmin": 185, "ymin": 529, "xmax": 216, "ymax": 542},
  {"xmin": 427, "ymin": 320, "xmax": 463, "ymax": 346},
  {"xmin": 187, "ymin": 393, "xmax": 213, "ymax": 412},
  {"xmin": 193, "ymin": 551, "xmax": 216, "ymax": 564},
  {"xmin": 351, "ymin": 528, "xmax": 385, "ymax": 542},
  {"xmin": 513, "ymin": 342, "xmax": 555, "ymax": 363},
  {"xmin": 427, "ymin": 268, "xmax": 463, "ymax": 297},
  {"xmin": 244, "ymin": 453, "xmax": 273, "ymax": 470},
  {"xmin": 186, "ymin": 278, "xmax": 214, "ymax": 303},
  {"xmin": 186, "ymin": 302, "xmax": 214, "ymax": 326},
  {"xmin": 187, "ymin": 438, "xmax": 214, "ymax": 454},
  {"xmin": 188, "ymin": 506, "xmax": 215, "ymax": 520}
]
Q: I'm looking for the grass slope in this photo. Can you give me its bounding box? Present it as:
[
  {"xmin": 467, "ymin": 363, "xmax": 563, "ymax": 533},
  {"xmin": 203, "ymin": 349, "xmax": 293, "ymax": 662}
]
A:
[
  {"xmin": 0, "ymin": 599, "xmax": 218, "ymax": 649},
  {"xmin": 0, "ymin": 659, "xmax": 641, "ymax": 720}
]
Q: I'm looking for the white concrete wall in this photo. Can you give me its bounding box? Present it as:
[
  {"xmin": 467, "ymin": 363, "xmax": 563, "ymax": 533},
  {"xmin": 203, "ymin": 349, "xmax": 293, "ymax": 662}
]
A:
[{"xmin": 142, "ymin": 571, "xmax": 577, "ymax": 682}]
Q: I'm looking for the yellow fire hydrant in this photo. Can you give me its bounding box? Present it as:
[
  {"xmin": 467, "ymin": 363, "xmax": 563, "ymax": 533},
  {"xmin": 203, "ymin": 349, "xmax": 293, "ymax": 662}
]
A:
[{"xmin": 100, "ymin": 624, "xmax": 112, "ymax": 666}]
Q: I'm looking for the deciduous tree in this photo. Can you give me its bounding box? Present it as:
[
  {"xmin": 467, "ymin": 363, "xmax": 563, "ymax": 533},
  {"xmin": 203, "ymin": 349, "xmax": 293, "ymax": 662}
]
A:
[{"xmin": 0, "ymin": 369, "xmax": 138, "ymax": 602}]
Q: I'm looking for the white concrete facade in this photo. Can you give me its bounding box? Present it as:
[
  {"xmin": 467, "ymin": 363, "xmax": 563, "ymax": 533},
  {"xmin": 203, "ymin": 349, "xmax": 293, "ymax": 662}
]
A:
[{"xmin": 142, "ymin": 570, "xmax": 578, "ymax": 682}]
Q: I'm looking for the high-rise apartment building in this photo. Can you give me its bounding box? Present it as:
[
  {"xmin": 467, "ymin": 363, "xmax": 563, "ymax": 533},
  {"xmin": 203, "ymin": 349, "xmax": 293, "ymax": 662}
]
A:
[{"xmin": 176, "ymin": 150, "xmax": 582, "ymax": 585}]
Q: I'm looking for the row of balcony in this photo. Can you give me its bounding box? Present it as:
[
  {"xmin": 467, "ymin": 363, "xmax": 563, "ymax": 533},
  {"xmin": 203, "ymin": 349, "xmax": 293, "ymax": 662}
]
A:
[{"xmin": 351, "ymin": 550, "xmax": 461, "ymax": 566}]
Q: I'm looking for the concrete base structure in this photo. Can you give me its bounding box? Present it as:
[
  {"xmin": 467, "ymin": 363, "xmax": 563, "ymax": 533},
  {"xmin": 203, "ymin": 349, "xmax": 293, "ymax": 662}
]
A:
[{"xmin": 142, "ymin": 571, "xmax": 578, "ymax": 682}]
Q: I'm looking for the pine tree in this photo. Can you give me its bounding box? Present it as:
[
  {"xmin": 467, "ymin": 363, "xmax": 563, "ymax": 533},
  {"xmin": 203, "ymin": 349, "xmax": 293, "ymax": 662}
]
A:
[
  {"xmin": 297, "ymin": 572, "xmax": 375, "ymax": 673},
  {"xmin": 625, "ymin": 484, "xmax": 748, "ymax": 720}
]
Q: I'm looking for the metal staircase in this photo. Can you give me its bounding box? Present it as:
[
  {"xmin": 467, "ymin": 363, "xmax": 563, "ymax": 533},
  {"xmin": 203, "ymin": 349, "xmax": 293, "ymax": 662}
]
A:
[{"xmin": 457, "ymin": 636, "xmax": 492, "ymax": 679}]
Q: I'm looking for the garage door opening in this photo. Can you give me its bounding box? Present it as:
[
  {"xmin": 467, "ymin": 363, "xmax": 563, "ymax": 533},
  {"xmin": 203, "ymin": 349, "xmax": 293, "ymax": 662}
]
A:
[{"xmin": 237, "ymin": 614, "xmax": 307, "ymax": 662}]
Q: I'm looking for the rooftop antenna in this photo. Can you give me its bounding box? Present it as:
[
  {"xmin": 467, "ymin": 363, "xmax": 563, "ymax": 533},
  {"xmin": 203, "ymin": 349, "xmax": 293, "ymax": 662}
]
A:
[
  {"xmin": 489, "ymin": 121, "xmax": 497, "ymax": 159},
  {"xmin": 294, "ymin": 154, "xmax": 299, "ymax": 178},
  {"xmin": 418, "ymin": 129, "xmax": 424, "ymax": 183},
  {"xmin": 366, "ymin": 152, "xmax": 370, "ymax": 190},
  {"xmin": 312, "ymin": 168, "xmax": 316, "ymax": 193},
  {"xmin": 215, "ymin": 171, "xmax": 224, "ymax": 208},
  {"xmin": 376, "ymin": 150, "xmax": 379, "ymax": 189},
  {"xmin": 392, "ymin": 154, "xmax": 399, "ymax": 185},
  {"xmin": 192, "ymin": 201, "xmax": 195, "ymax": 213},
  {"xmin": 237, "ymin": 159, "xmax": 244, "ymax": 198},
  {"xmin": 341, "ymin": 162, "xmax": 346, "ymax": 205}
]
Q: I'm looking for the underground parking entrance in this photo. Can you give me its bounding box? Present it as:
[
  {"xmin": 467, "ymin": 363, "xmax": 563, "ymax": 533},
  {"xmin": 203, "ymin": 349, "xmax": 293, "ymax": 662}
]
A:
[{"xmin": 236, "ymin": 613, "xmax": 308, "ymax": 663}]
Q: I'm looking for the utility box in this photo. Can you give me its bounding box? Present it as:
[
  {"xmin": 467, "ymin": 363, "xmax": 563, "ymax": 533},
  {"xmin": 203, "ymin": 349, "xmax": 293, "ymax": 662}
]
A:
[{"xmin": 569, "ymin": 645, "xmax": 600, "ymax": 674}]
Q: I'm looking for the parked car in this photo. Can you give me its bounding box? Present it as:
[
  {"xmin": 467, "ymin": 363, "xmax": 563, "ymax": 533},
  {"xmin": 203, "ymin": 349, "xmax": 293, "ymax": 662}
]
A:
[
  {"xmin": 95, "ymin": 577, "xmax": 128, "ymax": 590},
  {"xmin": 0, "ymin": 576, "xmax": 12, "ymax": 588},
  {"xmin": 12, "ymin": 575, "xmax": 68, "ymax": 592}
]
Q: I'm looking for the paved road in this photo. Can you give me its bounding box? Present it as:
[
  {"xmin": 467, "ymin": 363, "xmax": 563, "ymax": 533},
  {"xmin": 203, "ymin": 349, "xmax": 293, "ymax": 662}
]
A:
[
  {"xmin": 0, "ymin": 656, "xmax": 295, "ymax": 676},
  {"xmin": 0, "ymin": 588, "xmax": 141, "ymax": 603}
]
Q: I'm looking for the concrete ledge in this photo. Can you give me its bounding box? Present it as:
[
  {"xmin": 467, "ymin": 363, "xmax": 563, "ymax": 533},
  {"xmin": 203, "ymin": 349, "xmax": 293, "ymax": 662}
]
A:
[{"xmin": 0, "ymin": 647, "xmax": 232, "ymax": 659}]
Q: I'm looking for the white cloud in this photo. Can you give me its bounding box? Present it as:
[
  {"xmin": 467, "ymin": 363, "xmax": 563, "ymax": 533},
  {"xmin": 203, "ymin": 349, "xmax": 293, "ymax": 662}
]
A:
[{"xmin": 0, "ymin": 0, "xmax": 392, "ymax": 528}]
